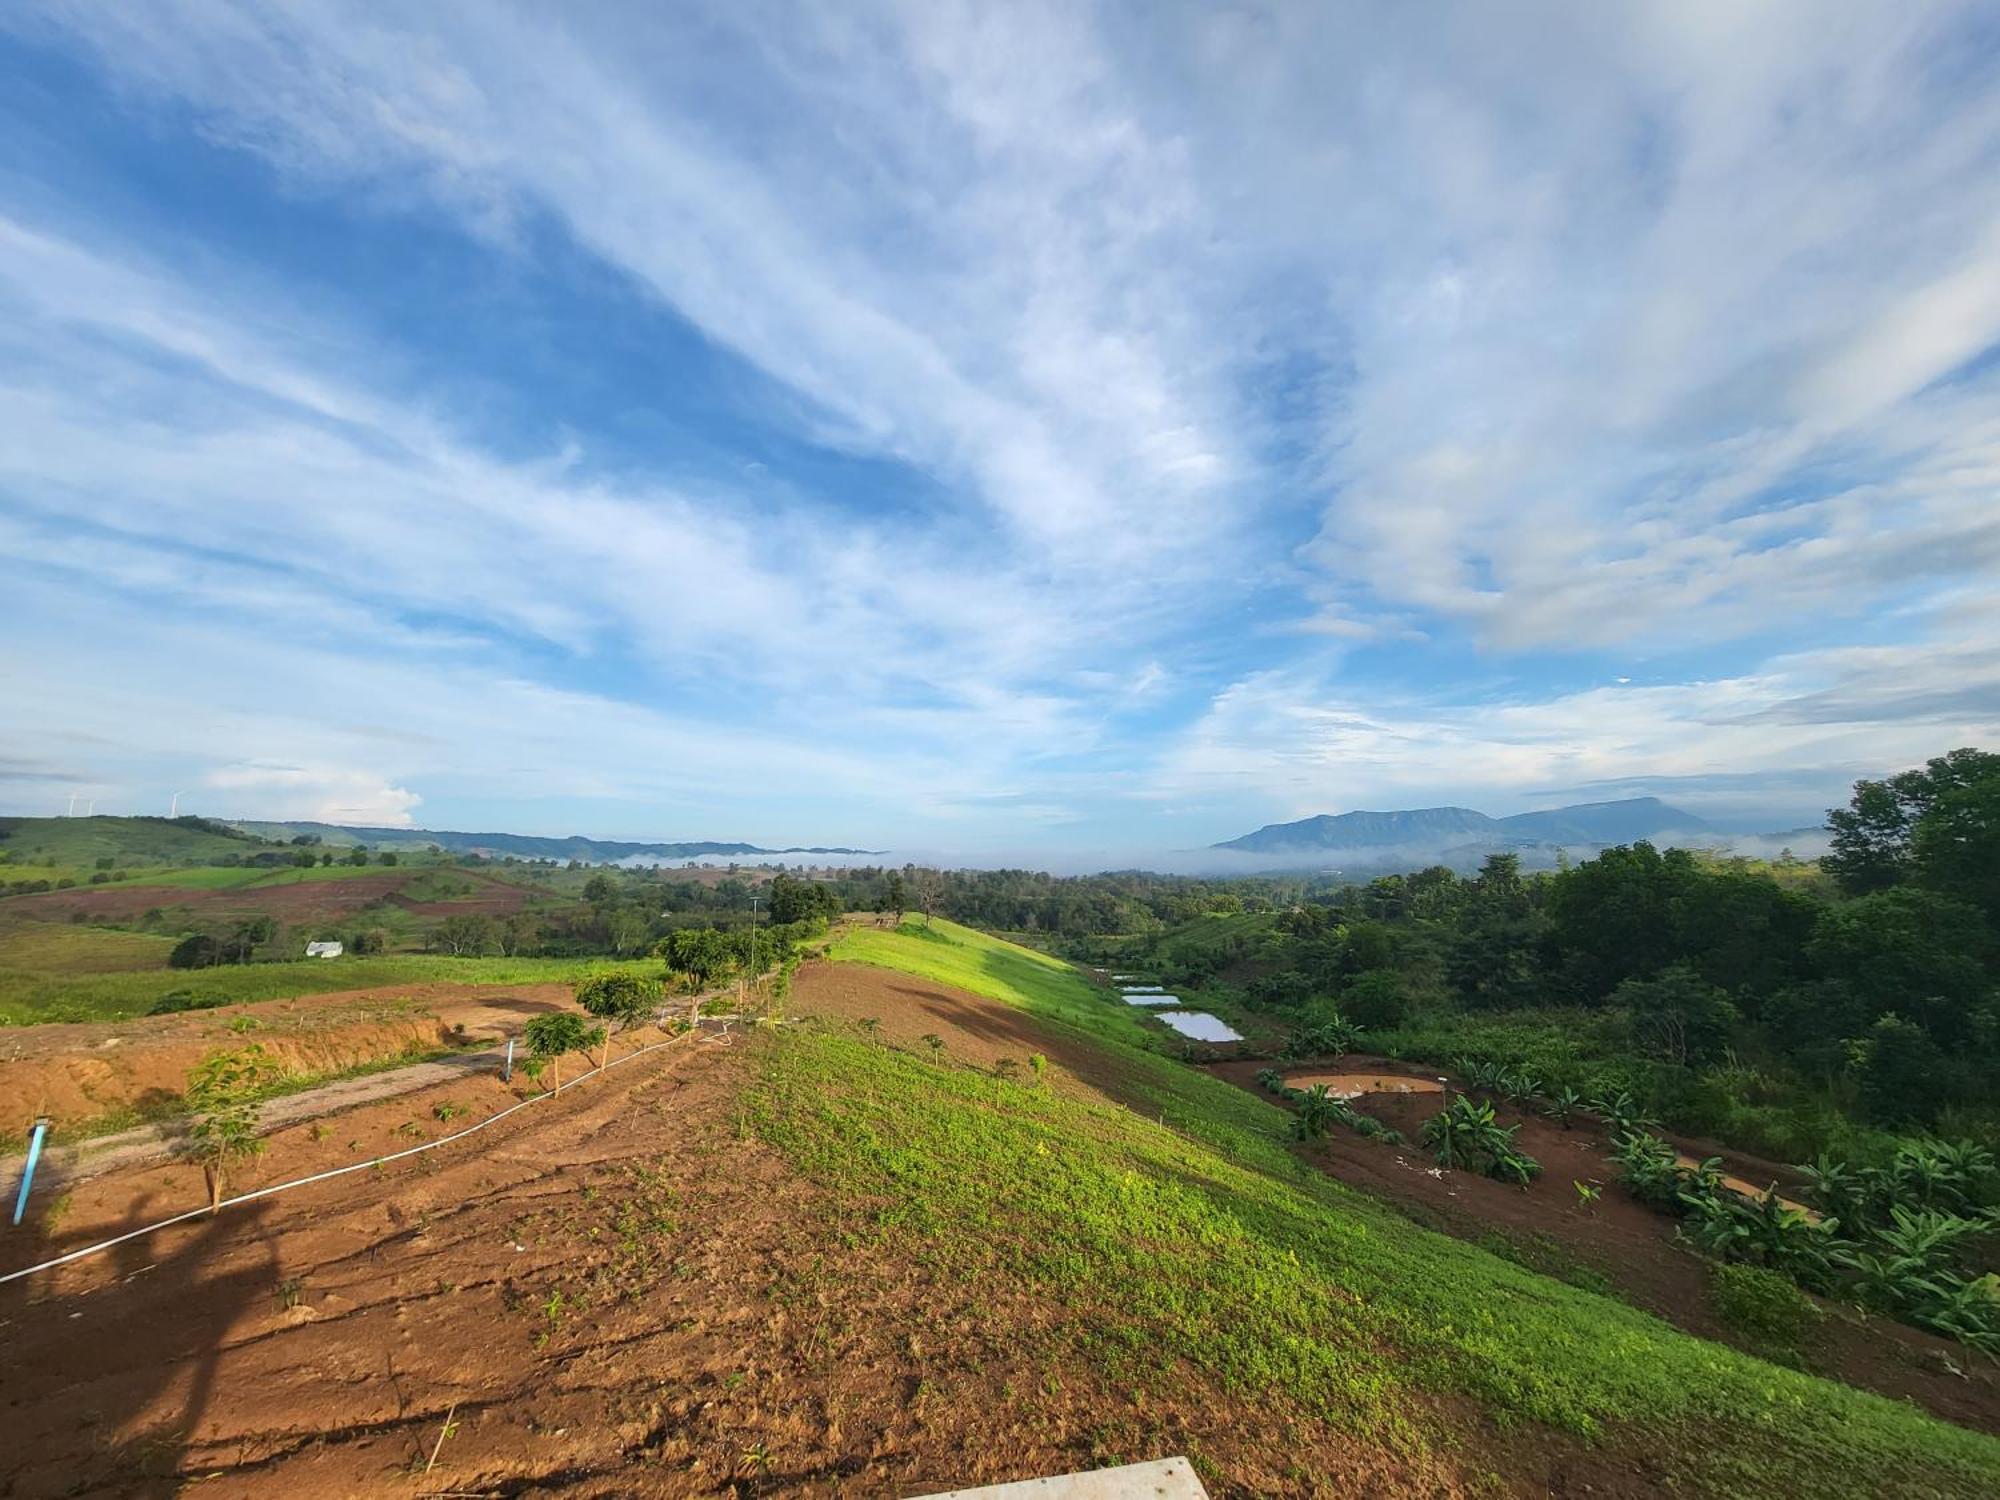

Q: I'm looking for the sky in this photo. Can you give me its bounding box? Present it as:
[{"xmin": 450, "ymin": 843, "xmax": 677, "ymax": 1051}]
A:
[{"xmin": 2, "ymin": 2, "xmax": 1998, "ymax": 863}]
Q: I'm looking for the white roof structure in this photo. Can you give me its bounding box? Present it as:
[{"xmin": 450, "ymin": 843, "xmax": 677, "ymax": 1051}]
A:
[{"xmin": 304, "ymin": 940, "xmax": 343, "ymax": 959}]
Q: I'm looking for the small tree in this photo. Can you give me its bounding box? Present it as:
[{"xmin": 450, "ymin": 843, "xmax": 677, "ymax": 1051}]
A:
[
  {"xmin": 523, "ymin": 1012, "xmax": 603, "ymax": 1093},
  {"xmin": 884, "ymin": 871, "xmax": 907, "ymax": 926},
  {"xmin": 180, "ymin": 1045, "xmax": 283, "ymax": 1211},
  {"xmin": 575, "ymin": 972, "xmax": 663, "ymax": 1067},
  {"xmin": 434, "ymin": 913, "xmax": 498, "ymax": 956}
]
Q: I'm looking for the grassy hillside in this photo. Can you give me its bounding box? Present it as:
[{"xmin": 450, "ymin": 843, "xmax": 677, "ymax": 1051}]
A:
[
  {"xmin": 0, "ymin": 815, "xmax": 264, "ymax": 869},
  {"xmin": 0, "ymin": 951, "xmax": 661, "ymax": 1026},
  {"xmin": 830, "ymin": 916, "xmax": 1157, "ymax": 1046},
  {"xmin": 789, "ymin": 919, "xmax": 2000, "ymax": 1496}
]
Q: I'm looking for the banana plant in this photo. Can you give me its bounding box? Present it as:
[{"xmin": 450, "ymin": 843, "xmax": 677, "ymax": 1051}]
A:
[{"xmin": 1544, "ymin": 1086, "xmax": 1586, "ymax": 1130}]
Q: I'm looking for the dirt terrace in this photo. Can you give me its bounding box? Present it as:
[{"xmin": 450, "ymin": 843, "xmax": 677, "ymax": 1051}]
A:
[{"xmin": 0, "ymin": 981, "xmax": 576, "ymax": 1126}]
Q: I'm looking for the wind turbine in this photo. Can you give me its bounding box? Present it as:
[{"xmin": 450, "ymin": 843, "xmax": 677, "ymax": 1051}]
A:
[
  {"xmin": 65, "ymin": 795, "xmax": 77, "ymax": 817},
  {"xmin": 170, "ymin": 791, "xmax": 184, "ymax": 817}
]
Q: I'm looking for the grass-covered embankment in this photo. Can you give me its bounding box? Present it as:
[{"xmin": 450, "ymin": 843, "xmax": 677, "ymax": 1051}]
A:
[
  {"xmin": 752, "ymin": 918, "xmax": 2000, "ymax": 1496},
  {"xmin": 0, "ymin": 952, "xmax": 663, "ymax": 1026}
]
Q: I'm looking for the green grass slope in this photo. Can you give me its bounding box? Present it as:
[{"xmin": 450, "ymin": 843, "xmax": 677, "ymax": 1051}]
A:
[
  {"xmin": 0, "ymin": 952, "xmax": 661, "ymax": 1026},
  {"xmin": 760, "ymin": 919, "xmax": 2000, "ymax": 1497},
  {"xmin": 831, "ymin": 916, "xmax": 1158, "ymax": 1047},
  {"xmin": 0, "ymin": 815, "xmax": 263, "ymax": 869}
]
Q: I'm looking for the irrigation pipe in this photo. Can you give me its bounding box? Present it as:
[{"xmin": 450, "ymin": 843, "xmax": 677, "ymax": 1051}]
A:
[{"xmin": 0, "ymin": 1022, "xmax": 734, "ymax": 1288}]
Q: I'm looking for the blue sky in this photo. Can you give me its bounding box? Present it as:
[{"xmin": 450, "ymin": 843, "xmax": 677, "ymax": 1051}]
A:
[{"xmin": 2, "ymin": 2, "xmax": 1998, "ymax": 862}]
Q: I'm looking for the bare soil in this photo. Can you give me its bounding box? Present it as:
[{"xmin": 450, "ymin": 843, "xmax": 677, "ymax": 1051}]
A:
[
  {"xmin": 1, "ymin": 965, "xmax": 1988, "ymax": 1497},
  {"xmin": 1207, "ymin": 1053, "xmax": 2000, "ymax": 1434},
  {"xmin": 3, "ymin": 869, "xmax": 540, "ymax": 927},
  {"xmin": 0, "ymin": 970, "xmax": 1474, "ymax": 1499},
  {"xmin": 0, "ymin": 982, "xmax": 577, "ymax": 1127}
]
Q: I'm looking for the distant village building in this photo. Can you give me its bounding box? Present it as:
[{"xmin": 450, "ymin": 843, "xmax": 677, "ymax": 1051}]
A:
[{"xmin": 304, "ymin": 940, "xmax": 344, "ymax": 959}]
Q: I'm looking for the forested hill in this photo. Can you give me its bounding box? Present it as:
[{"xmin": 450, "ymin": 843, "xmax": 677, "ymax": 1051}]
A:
[
  {"xmin": 224, "ymin": 821, "xmax": 879, "ymax": 861},
  {"xmin": 1216, "ymin": 796, "xmax": 1714, "ymax": 857}
]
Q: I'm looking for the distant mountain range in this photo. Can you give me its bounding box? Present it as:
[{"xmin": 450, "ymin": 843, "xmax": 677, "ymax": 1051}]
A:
[
  {"xmin": 225, "ymin": 821, "xmax": 879, "ymax": 862},
  {"xmin": 1214, "ymin": 796, "xmax": 1719, "ymax": 863}
]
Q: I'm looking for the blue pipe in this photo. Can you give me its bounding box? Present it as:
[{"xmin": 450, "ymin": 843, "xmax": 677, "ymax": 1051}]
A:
[{"xmin": 12, "ymin": 1118, "xmax": 50, "ymax": 1228}]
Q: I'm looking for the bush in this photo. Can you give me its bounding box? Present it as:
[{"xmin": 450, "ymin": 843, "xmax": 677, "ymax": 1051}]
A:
[
  {"xmin": 1341, "ymin": 969, "xmax": 1410, "ymax": 1030},
  {"xmin": 149, "ymin": 989, "xmax": 231, "ymax": 1015},
  {"xmin": 1709, "ymin": 1262, "xmax": 1823, "ymax": 1357},
  {"xmin": 169, "ymin": 933, "xmax": 225, "ymax": 970}
]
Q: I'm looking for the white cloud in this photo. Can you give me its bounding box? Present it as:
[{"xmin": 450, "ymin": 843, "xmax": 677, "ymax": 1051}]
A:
[
  {"xmin": 203, "ymin": 763, "xmax": 422, "ymax": 825},
  {"xmin": 1153, "ymin": 628, "xmax": 2000, "ymax": 826}
]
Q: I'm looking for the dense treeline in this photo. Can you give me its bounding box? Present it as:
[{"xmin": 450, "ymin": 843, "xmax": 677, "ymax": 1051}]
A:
[{"xmin": 1117, "ymin": 749, "xmax": 2000, "ymax": 1147}]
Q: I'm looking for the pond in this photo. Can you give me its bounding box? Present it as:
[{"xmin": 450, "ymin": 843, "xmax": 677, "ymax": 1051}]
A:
[
  {"xmin": 1122, "ymin": 992, "xmax": 1181, "ymax": 1006},
  {"xmin": 1154, "ymin": 1011, "xmax": 1243, "ymax": 1042},
  {"xmin": 1284, "ymin": 1071, "xmax": 1444, "ymax": 1099}
]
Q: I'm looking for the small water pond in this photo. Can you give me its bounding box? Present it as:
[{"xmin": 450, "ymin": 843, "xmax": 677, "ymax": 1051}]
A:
[
  {"xmin": 1122, "ymin": 992, "xmax": 1181, "ymax": 1006},
  {"xmin": 1154, "ymin": 1011, "xmax": 1243, "ymax": 1042},
  {"xmin": 1284, "ymin": 1071, "xmax": 1443, "ymax": 1099}
]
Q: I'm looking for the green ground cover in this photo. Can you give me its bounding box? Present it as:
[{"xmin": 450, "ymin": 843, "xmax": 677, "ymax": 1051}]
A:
[
  {"xmin": 0, "ymin": 952, "xmax": 662, "ymax": 1026},
  {"xmin": 830, "ymin": 917, "xmax": 1155, "ymax": 1047},
  {"xmin": 771, "ymin": 918, "xmax": 2000, "ymax": 1497}
]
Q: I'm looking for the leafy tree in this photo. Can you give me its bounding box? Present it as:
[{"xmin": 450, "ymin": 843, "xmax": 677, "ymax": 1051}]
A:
[
  {"xmin": 659, "ymin": 926, "xmax": 735, "ymax": 991},
  {"xmin": 347, "ymin": 927, "xmax": 387, "ymax": 955},
  {"xmin": 768, "ymin": 873, "xmax": 839, "ymax": 925},
  {"xmin": 1911, "ymin": 765, "xmax": 2000, "ymax": 923},
  {"xmin": 345, "ymin": 847, "xmax": 369, "ymax": 866},
  {"xmin": 604, "ymin": 906, "xmax": 651, "ymax": 955},
  {"xmin": 1613, "ymin": 965, "xmax": 1738, "ymax": 1066},
  {"xmin": 574, "ymin": 972, "xmax": 663, "ymax": 1066},
  {"xmin": 500, "ymin": 912, "xmax": 541, "ymax": 957},
  {"xmin": 433, "ymin": 913, "xmax": 499, "ymax": 956},
  {"xmin": 291, "ymin": 850, "xmax": 317, "ymax": 869},
  {"xmin": 180, "ymin": 1045, "xmax": 283, "ymax": 1210},
  {"xmin": 228, "ymin": 916, "xmax": 277, "ymax": 964},
  {"xmin": 1825, "ymin": 748, "xmax": 2000, "ymax": 897},
  {"xmin": 378, "ymin": 851, "xmax": 398, "ymax": 866},
  {"xmin": 169, "ymin": 932, "xmax": 224, "ymax": 970},
  {"xmin": 1340, "ymin": 968, "xmax": 1410, "ymax": 1031},
  {"xmin": 523, "ymin": 1011, "xmax": 603, "ymax": 1092},
  {"xmin": 880, "ymin": 870, "xmax": 907, "ymax": 924},
  {"xmin": 1852, "ymin": 1014, "xmax": 1957, "ymax": 1127},
  {"xmin": 1805, "ymin": 887, "xmax": 1991, "ymax": 1046},
  {"xmin": 582, "ymin": 873, "xmax": 620, "ymax": 911}
]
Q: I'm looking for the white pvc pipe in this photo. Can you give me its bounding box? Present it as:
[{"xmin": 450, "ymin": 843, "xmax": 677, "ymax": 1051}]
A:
[{"xmin": 0, "ymin": 1025, "xmax": 725, "ymax": 1287}]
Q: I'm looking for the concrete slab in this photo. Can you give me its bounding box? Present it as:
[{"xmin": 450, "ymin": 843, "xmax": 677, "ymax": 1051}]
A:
[{"xmin": 915, "ymin": 1456, "xmax": 1210, "ymax": 1499}]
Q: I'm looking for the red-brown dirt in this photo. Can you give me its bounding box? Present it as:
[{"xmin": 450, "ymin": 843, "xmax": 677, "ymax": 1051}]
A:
[
  {"xmin": 0, "ymin": 982, "xmax": 577, "ymax": 1128},
  {"xmin": 1206, "ymin": 1053, "xmax": 2000, "ymax": 1434},
  {"xmin": 3, "ymin": 869, "xmax": 542, "ymax": 927},
  {"xmin": 1, "ymin": 964, "xmax": 1989, "ymax": 1498},
  {"xmin": 0, "ymin": 969, "xmax": 1482, "ymax": 1500}
]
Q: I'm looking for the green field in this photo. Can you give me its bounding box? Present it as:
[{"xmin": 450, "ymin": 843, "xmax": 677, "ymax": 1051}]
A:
[
  {"xmin": 778, "ymin": 919, "xmax": 2000, "ymax": 1496},
  {"xmin": 830, "ymin": 917, "xmax": 1156, "ymax": 1047},
  {"xmin": 0, "ymin": 815, "xmax": 262, "ymax": 868},
  {"xmin": 0, "ymin": 951, "xmax": 662, "ymax": 1026}
]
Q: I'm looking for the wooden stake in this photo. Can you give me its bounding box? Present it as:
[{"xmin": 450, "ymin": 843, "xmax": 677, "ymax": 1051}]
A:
[{"xmin": 424, "ymin": 1400, "xmax": 458, "ymax": 1475}]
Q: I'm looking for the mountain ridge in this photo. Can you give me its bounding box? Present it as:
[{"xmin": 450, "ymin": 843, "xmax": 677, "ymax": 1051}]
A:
[
  {"xmin": 1215, "ymin": 795, "xmax": 1714, "ymax": 856},
  {"xmin": 224, "ymin": 820, "xmax": 881, "ymax": 861}
]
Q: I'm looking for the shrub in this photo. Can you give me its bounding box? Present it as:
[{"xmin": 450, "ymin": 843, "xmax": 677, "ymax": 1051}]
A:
[
  {"xmin": 1709, "ymin": 1262, "xmax": 1823, "ymax": 1357},
  {"xmin": 168, "ymin": 933, "xmax": 225, "ymax": 970}
]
